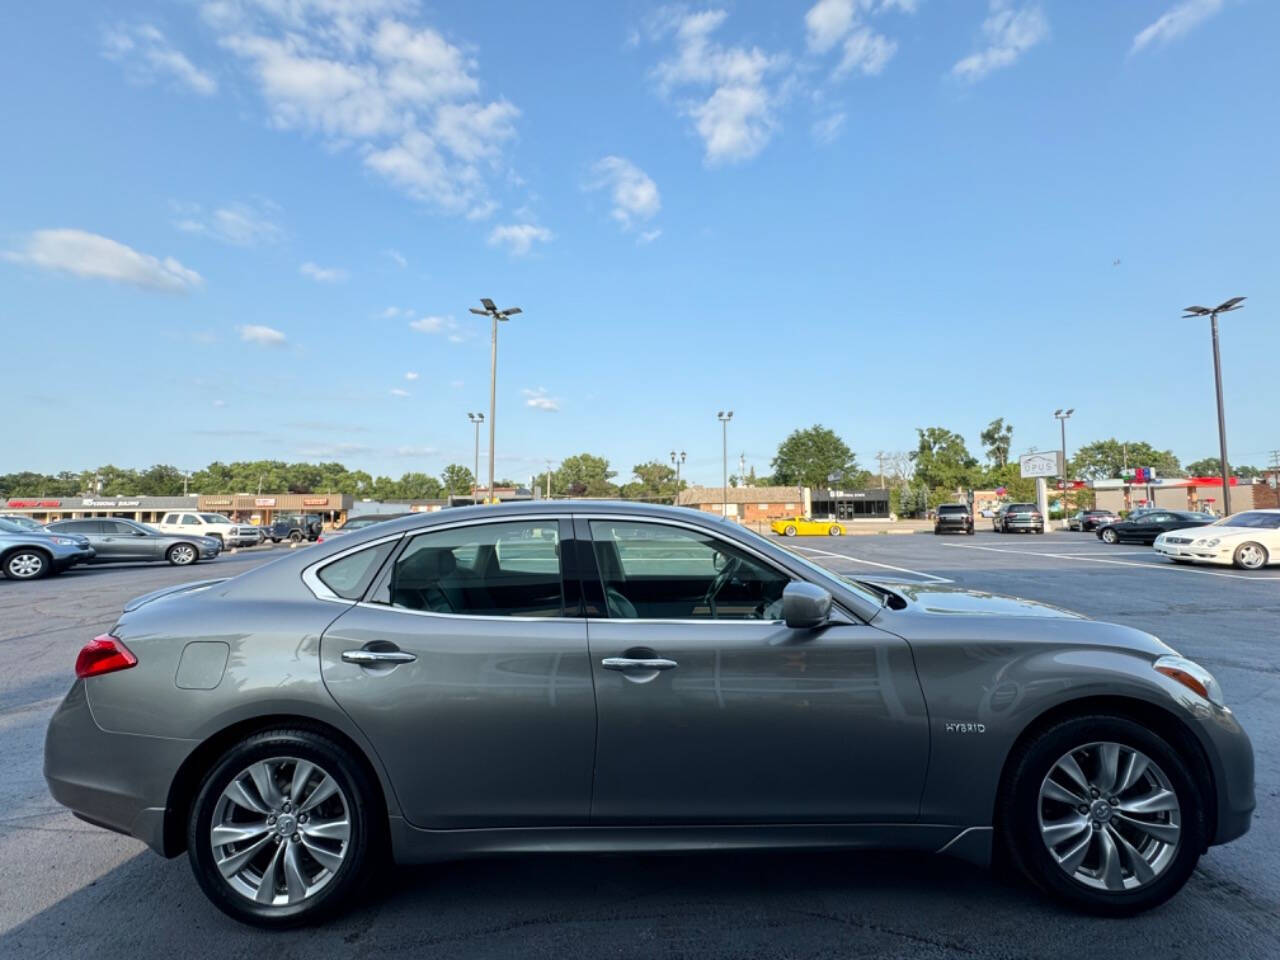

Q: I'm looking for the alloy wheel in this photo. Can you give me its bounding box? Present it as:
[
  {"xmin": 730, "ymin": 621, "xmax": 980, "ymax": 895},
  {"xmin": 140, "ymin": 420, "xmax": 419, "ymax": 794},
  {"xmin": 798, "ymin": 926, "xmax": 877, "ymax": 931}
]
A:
[
  {"xmin": 1236, "ymin": 543, "xmax": 1266, "ymax": 569},
  {"xmin": 210, "ymin": 756, "xmax": 351, "ymax": 907},
  {"xmin": 1037, "ymin": 741, "xmax": 1181, "ymax": 892},
  {"xmin": 171, "ymin": 545, "xmax": 196, "ymax": 565},
  {"xmin": 7, "ymin": 552, "xmax": 46, "ymax": 579}
]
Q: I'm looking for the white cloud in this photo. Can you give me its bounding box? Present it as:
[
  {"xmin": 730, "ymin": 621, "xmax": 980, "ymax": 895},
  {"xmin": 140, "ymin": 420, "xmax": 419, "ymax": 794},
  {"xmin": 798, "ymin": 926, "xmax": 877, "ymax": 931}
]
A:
[
  {"xmin": 300, "ymin": 261, "xmax": 348, "ymax": 282},
  {"xmin": 835, "ymin": 26, "xmax": 896, "ymax": 77},
  {"xmin": 384, "ymin": 248, "xmax": 407, "ymax": 267},
  {"xmin": 404, "ymin": 370, "xmax": 419, "ymax": 380},
  {"xmin": 389, "ymin": 387, "xmax": 411, "ymax": 397},
  {"xmin": 212, "ymin": 399, "xmax": 227, "ymax": 407},
  {"xmin": 806, "ymin": 0, "xmax": 857, "ymax": 54},
  {"xmin": 487, "ymin": 223, "xmax": 552, "ymax": 256},
  {"xmin": 1132, "ymin": 0, "xmax": 1224, "ymax": 53},
  {"xmin": 812, "ymin": 111, "xmax": 847, "ymax": 144},
  {"xmin": 393, "ymin": 445, "xmax": 437, "ymax": 456},
  {"xmin": 522, "ymin": 387, "xmax": 560, "ymax": 412},
  {"xmin": 952, "ymin": 1, "xmax": 1048, "ymax": 81},
  {"xmin": 173, "ymin": 199, "xmax": 283, "ymax": 245},
  {"xmin": 645, "ymin": 8, "xmax": 788, "ymax": 165},
  {"xmin": 208, "ymin": 1, "xmax": 519, "ymax": 217},
  {"xmin": 4, "ymin": 228, "xmax": 203, "ymax": 293},
  {"xmin": 239, "ymin": 324, "xmax": 286, "ymax": 346},
  {"xmin": 409, "ymin": 314, "xmax": 449, "ymax": 333},
  {"xmin": 585, "ymin": 156, "xmax": 661, "ymax": 231},
  {"xmin": 637, "ymin": 228, "xmax": 663, "ymax": 245},
  {"xmin": 102, "ymin": 23, "xmax": 217, "ymax": 95},
  {"xmin": 381, "ymin": 305, "xmax": 409, "ymax": 318}
]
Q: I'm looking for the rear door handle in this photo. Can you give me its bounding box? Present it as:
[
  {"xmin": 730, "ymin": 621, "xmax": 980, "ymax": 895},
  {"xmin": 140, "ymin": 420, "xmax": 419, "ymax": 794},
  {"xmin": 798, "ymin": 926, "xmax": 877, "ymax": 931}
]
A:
[
  {"xmin": 342, "ymin": 649, "xmax": 416, "ymax": 665},
  {"xmin": 602, "ymin": 657, "xmax": 678, "ymax": 671}
]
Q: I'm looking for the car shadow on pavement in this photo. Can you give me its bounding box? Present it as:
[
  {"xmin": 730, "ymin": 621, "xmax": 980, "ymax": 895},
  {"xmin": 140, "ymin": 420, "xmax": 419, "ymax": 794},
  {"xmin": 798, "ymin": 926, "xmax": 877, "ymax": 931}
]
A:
[{"xmin": 2, "ymin": 844, "xmax": 1276, "ymax": 960}]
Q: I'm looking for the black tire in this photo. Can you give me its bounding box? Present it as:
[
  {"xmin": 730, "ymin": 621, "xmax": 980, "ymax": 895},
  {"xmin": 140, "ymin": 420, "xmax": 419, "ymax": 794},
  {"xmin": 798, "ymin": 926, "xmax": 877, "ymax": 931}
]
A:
[
  {"xmin": 967, "ymin": 527, "xmax": 975, "ymax": 535},
  {"xmin": 1232, "ymin": 541, "xmax": 1268, "ymax": 570},
  {"xmin": 3, "ymin": 548, "xmax": 50, "ymax": 580},
  {"xmin": 167, "ymin": 542, "xmax": 199, "ymax": 566},
  {"xmin": 289, "ymin": 530, "xmax": 304, "ymax": 543},
  {"xmin": 829, "ymin": 525, "xmax": 841, "ymax": 537},
  {"xmin": 187, "ymin": 728, "xmax": 379, "ymax": 928},
  {"xmin": 784, "ymin": 525, "xmax": 796, "ymax": 537},
  {"xmin": 1101, "ymin": 528, "xmax": 1119, "ymax": 545},
  {"xmin": 999, "ymin": 714, "xmax": 1206, "ymax": 916}
]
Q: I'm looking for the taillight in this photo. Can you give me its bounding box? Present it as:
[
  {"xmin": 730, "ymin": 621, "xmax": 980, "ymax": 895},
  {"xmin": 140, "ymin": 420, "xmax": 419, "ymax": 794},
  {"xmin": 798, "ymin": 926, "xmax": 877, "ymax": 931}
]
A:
[{"xmin": 75, "ymin": 635, "xmax": 137, "ymax": 679}]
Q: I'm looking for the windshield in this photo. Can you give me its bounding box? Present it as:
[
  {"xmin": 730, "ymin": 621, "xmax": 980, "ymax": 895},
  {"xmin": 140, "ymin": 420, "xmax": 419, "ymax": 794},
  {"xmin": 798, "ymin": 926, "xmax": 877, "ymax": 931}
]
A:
[
  {"xmin": 1, "ymin": 515, "xmax": 45, "ymax": 531},
  {"xmin": 0, "ymin": 518, "xmax": 32, "ymax": 534},
  {"xmin": 199, "ymin": 514, "xmax": 229, "ymax": 523},
  {"xmin": 1213, "ymin": 511, "xmax": 1280, "ymax": 529}
]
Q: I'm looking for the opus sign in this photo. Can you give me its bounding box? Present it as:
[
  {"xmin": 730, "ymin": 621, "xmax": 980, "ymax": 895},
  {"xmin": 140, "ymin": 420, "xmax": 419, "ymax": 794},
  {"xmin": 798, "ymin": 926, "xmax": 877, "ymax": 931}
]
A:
[{"xmin": 1019, "ymin": 452, "xmax": 1064, "ymax": 479}]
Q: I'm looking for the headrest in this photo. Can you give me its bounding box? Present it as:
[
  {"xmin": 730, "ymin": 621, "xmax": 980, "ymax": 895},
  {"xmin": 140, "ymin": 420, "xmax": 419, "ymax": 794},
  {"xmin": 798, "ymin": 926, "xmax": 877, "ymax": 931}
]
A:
[{"xmin": 399, "ymin": 547, "xmax": 457, "ymax": 580}]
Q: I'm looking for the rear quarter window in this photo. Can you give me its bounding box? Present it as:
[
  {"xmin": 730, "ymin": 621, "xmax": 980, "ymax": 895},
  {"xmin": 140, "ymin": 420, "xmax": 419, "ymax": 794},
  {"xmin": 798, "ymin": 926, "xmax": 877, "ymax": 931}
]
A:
[{"xmin": 316, "ymin": 542, "xmax": 398, "ymax": 600}]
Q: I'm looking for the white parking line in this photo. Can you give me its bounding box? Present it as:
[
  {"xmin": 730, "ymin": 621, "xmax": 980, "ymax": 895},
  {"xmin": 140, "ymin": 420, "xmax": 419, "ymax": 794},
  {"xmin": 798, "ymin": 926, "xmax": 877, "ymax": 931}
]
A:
[
  {"xmin": 941, "ymin": 543, "xmax": 1280, "ymax": 581},
  {"xmin": 790, "ymin": 546, "xmax": 953, "ymax": 583}
]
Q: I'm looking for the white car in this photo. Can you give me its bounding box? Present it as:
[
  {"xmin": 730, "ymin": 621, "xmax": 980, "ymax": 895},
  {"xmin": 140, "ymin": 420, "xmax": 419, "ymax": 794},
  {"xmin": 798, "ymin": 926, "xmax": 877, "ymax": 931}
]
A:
[
  {"xmin": 154, "ymin": 511, "xmax": 258, "ymax": 548},
  {"xmin": 1153, "ymin": 508, "xmax": 1280, "ymax": 570}
]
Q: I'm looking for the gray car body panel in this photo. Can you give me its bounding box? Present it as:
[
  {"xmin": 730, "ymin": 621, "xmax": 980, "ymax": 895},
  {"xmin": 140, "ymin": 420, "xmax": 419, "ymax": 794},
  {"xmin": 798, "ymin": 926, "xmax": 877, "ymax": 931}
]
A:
[
  {"xmin": 44, "ymin": 501, "xmax": 1253, "ymax": 869},
  {"xmin": 46, "ymin": 518, "xmax": 219, "ymax": 563}
]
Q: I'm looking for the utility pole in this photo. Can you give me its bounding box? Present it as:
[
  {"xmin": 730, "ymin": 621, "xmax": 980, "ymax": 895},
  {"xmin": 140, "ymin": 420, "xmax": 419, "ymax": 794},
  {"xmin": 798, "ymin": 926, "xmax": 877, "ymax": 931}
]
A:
[
  {"xmin": 468, "ymin": 298, "xmax": 523, "ymax": 505},
  {"xmin": 739, "ymin": 452, "xmax": 746, "ymax": 487},
  {"xmin": 1183, "ymin": 298, "xmax": 1245, "ymax": 515},
  {"xmin": 876, "ymin": 451, "xmax": 886, "ymax": 490},
  {"xmin": 717, "ymin": 411, "xmax": 734, "ymax": 518},
  {"xmin": 545, "ymin": 459, "xmax": 554, "ymax": 500},
  {"xmin": 1054, "ymin": 409, "xmax": 1073, "ymax": 528},
  {"xmin": 182, "ymin": 471, "xmax": 190, "ymax": 497},
  {"xmin": 467, "ymin": 412, "xmax": 484, "ymax": 502}
]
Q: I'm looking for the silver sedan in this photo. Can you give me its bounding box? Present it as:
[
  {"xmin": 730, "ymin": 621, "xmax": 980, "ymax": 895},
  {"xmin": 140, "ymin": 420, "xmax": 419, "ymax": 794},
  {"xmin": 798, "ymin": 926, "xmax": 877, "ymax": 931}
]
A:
[{"xmin": 44, "ymin": 502, "xmax": 1253, "ymax": 926}]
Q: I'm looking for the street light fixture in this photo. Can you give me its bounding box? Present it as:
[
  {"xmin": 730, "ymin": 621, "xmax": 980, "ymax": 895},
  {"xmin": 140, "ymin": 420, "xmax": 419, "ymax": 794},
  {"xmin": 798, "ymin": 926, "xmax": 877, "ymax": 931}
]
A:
[
  {"xmin": 717, "ymin": 411, "xmax": 734, "ymax": 518},
  {"xmin": 468, "ymin": 298, "xmax": 523, "ymax": 504},
  {"xmin": 1053, "ymin": 408, "xmax": 1074, "ymax": 528},
  {"xmin": 670, "ymin": 450, "xmax": 686, "ymax": 502},
  {"xmin": 1183, "ymin": 297, "xmax": 1245, "ymax": 516},
  {"xmin": 467, "ymin": 412, "xmax": 484, "ymax": 503}
]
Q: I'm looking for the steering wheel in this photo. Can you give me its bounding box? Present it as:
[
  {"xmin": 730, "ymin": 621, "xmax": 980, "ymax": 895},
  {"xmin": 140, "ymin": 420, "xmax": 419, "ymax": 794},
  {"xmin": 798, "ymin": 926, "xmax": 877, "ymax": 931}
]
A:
[{"xmin": 703, "ymin": 553, "xmax": 742, "ymax": 618}]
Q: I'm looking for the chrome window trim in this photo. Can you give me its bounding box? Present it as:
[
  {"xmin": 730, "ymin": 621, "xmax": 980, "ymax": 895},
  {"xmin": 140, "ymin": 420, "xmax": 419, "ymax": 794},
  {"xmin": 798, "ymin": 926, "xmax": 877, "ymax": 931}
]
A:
[
  {"xmin": 301, "ymin": 532, "xmax": 407, "ymax": 603},
  {"xmin": 353, "ymin": 601, "xmax": 584, "ymax": 624}
]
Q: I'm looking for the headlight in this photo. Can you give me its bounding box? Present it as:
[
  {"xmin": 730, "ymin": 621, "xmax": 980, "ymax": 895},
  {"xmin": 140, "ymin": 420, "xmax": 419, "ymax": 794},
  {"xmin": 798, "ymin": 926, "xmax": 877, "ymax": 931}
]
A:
[
  {"xmin": 1193, "ymin": 537, "xmax": 1220, "ymax": 547},
  {"xmin": 48, "ymin": 535, "xmax": 76, "ymax": 545},
  {"xmin": 1154, "ymin": 654, "xmax": 1224, "ymax": 707}
]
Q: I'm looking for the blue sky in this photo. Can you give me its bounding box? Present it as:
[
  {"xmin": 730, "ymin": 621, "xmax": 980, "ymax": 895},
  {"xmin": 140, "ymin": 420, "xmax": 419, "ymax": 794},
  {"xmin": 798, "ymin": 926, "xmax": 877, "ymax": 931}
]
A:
[{"xmin": 3, "ymin": 0, "xmax": 1277, "ymax": 486}]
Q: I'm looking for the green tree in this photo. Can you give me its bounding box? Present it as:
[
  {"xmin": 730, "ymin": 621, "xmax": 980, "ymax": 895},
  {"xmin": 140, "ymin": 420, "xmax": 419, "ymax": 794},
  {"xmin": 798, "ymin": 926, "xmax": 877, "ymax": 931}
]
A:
[
  {"xmin": 623, "ymin": 460, "xmax": 680, "ymax": 502},
  {"xmin": 396, "ymin": 472, "xmax": 444, "ymax": 499},
  {"xmin": 980, "ymin": 418, "xmax": 1014, "ymax": 467},
  {"xmin": 1185, "ymin": 457, "xmax": 1261, "ymax": 479},
  {"xmin": 911, "ymin": 427, "xmax": 978, "ymax": 492},
  {"xmin": 556, "ymin": 453, "xmax": 618, "ymax": 497},
  {"xmin": 977, "ymin": 462, "xmax": 1036, "ymax": 502},
  {"xmin": 440, "ymin": 463, "xmax": 475, "ymax": 497},
  {"xmin": 770, "ymin": 425, "xmax": 859, "ymax": 490},
  {"xmin": 136, "ymin": 464, "xmax": 186, "ymax": 496},
  {"xmin": 1072, "ymin": 439, "xmax": 1182, "ymax": 480}
]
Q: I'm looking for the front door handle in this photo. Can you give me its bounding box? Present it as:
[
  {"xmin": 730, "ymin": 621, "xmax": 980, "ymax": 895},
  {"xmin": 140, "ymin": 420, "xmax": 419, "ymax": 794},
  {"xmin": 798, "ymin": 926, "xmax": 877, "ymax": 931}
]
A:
[
  {"xmin": 602, "ymin": 657, "xmax": 678, "ymax": 672},
  {"xmin": 342, "ymin": 649, "xmax": 416, "ymax": 665}
]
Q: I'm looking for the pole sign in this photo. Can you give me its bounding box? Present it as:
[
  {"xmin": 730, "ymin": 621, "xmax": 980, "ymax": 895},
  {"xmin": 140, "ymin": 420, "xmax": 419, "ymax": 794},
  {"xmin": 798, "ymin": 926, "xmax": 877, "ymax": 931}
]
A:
[{"xmin": 1019, "ymin": 452, "xmax": 1063, "ymax": 479}]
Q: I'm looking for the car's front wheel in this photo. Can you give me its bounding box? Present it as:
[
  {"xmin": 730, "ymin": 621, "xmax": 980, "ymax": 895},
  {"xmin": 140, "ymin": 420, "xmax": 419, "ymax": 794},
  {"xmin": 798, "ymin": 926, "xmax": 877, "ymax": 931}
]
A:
[
  {"xmin": 1233, "ymin": 542, "xmax": 1268, "ymax": 570},
  {"xmin": 4, "ymin": 549, "xmax": 49, "ymax": 580},
  {"xmin": 188, "ymin": 728, "xmax": 379, "ymax": 927},
  {"xmin": 1000, "ymin": 714, "xmax": 1205, "ymax": 915},
  {"xmin": 829, "ymin": 525, "xmax": 841, "ymax": 536},
  {"xmin": 784, "ymin": 525, "xmax": 796, "ymax": 537},
  {"xmin": 167, "ymin": 543, "xmax": 198, "ymax": 566},
  {"xmin": 1101, "ymin": 528, "xmax": 1119, "ymax": 544}
]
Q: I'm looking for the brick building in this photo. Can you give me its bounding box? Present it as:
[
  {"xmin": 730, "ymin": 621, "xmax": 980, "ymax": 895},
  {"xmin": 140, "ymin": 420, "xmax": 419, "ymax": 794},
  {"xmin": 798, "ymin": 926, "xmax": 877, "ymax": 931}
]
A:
[{"xmin": 676, "ymin": 486, "xmax": 806, "ymax": 522}]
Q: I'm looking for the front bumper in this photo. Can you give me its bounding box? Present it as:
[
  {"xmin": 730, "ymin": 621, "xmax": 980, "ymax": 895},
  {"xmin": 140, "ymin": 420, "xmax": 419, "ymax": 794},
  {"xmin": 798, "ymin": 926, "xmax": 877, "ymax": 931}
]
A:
[
  {"xmin": 52, "ymin": 546, "xmax": 95, "ymax": 570},
  {"xmin": 1194, "ymin": 705, "xmax": 1255, "ymax": 846},
  {"xmin": 44, "ymin": 680, "xmax": 197, "ymax": 856},
  {"xmin": 1154, "ymin": 542, "xmax": 1232, "ymax": 565}
]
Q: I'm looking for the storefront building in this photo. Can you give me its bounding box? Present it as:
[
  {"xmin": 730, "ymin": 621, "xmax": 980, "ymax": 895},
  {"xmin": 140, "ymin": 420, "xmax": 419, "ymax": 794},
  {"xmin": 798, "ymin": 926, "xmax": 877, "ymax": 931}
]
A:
[
  {"xmin": 197, "ymin": 493, "xmax": 353, "ymax": 527},
  {"xmin": 1092, "ymin": 476, "xmax": 1261, "ymax": 515},
  {"xmin": 3, "ymin": 492, "xmax": 353, "ymax": 527}
]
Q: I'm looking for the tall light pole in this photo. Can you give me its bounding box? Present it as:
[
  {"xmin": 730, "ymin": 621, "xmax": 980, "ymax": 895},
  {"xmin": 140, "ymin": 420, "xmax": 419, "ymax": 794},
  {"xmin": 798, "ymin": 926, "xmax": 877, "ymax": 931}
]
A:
[
  {"xmin": 467, "ymin": 412, "xmax": 484, "ymax": 502},
  {"xmin": 1183, "ymin": 297, "xmax": 1245, "ymax": 516},
  {"xmin": 670, "ymin": 450, "xmax": 686, "ymax": 501},
  {"xmin": 468, "ymin": 298, "xmax": 522, "ymax": 504},
  {"xmin": 1054, "ymin": 408, "xmax": 1074, "ymax": 528},
  {"xmin": 717, "ymin": 411, "xmax": 734, "ymax": 518}
]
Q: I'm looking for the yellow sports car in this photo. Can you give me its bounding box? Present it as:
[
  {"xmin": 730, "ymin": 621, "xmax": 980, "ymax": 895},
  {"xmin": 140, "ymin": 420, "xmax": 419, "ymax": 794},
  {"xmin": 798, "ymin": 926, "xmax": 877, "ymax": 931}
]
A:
[{"xmin": 770, "ymin": 516, "xmax": 846, "ymax": 537}]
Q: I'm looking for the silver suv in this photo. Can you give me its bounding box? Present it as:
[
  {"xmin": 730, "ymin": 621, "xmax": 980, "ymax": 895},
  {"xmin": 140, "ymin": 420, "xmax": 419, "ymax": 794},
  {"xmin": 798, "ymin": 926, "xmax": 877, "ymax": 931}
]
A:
[{"xmin": 0, "ymin": 516, "xmax": 95, "ymax": 579}]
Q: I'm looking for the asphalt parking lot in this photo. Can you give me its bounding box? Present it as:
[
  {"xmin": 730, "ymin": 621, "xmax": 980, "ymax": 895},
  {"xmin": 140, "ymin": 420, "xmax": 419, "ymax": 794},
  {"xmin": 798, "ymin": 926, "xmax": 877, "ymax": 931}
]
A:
[{"xmin": 1, "ymin": 531, "xmax": 1276, "ymax": 960}]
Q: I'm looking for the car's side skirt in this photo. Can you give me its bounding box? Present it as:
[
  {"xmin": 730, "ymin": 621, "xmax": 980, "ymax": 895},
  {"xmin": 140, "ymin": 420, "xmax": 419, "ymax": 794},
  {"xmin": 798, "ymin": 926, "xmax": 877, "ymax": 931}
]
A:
[{"xmin": 388, "ymin": 819, "xmax": 993, "ymax": 868}]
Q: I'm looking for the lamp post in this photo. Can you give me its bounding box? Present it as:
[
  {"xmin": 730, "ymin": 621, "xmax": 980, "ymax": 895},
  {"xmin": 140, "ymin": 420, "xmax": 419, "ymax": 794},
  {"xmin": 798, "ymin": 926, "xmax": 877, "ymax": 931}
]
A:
[
  {"xmin": 468, "ymin": 298, "xmax": 523, "ymax": 504},
  {"xmin": 1183, "ymin": 297, "xmax": 1245, "ymax": 516},
  {"xmin": 467, "ymin": 412, "xmax": 484, "ymax": 502},
  {"xmin": 717, "ymin": 411, "xmax": 734, "ymax": 518},
  {"xmin": 670, "ymin": 450, "xmax": 686, "ymax": 501},
  {"xmin": 1053, "ymin": 408, "xmax": 1073, "ymax": 528}
]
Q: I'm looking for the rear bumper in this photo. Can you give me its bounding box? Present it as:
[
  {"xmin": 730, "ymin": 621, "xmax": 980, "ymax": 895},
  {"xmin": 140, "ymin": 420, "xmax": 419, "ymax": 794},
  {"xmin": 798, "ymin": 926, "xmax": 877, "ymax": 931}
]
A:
[{"xmin": 44, "ymin": 680, "xmax": 197, "ymax": 856}]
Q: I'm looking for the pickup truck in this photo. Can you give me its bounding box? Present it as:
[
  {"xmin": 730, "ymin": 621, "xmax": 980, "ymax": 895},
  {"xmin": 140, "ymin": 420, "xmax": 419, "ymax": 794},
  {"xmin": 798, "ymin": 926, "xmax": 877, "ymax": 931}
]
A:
[{"xmin": 154, "ymin": 511, "xmax": 260, "ymax": 548}]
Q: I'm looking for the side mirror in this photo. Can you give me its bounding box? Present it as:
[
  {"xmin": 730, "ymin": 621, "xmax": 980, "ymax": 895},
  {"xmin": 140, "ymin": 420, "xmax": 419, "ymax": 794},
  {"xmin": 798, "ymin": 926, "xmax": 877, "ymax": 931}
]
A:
[
  {"xmin": 783, "ymin": 581, "xmax": 832, "ymax": 630},
  {"xmin": 134, "ymin": 531, "xmax": 149, "ymax": 537}
]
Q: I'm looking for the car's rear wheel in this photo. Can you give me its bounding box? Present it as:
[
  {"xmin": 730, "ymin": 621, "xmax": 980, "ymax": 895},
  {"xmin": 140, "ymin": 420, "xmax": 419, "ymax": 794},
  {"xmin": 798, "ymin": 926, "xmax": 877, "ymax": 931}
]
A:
[
  {"xmin": 1101, "ymin": 528, "xmax": 1119, "ymax": 544},
  {"xmin": 289, "ymin": 531, "xmax": 303, "ymax": 543},
  {"xmin": 1233, "ymin": 542, "xmax": 1268, "ymax": 570},
  {"xmin": 4, "ymin": 549, "xmax": 49, "ymax": 580},
  {"xmin": 167, "ymin": 543, "xmax": 198, "ymax": 566},
  {"xmin": 1000, "ymin": 715, "xmax": 1205, "ymax": 915},
  {"xmin": 784, "ymin": 525, "xmax": 796, "ymax": 537},
  {"xmin": 829, "ymin": 525, "xmax": 841, "ymax": 536},
  {"xmin": 188, "ymin": 728, "xmax": 378, "ymax": 928}
]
